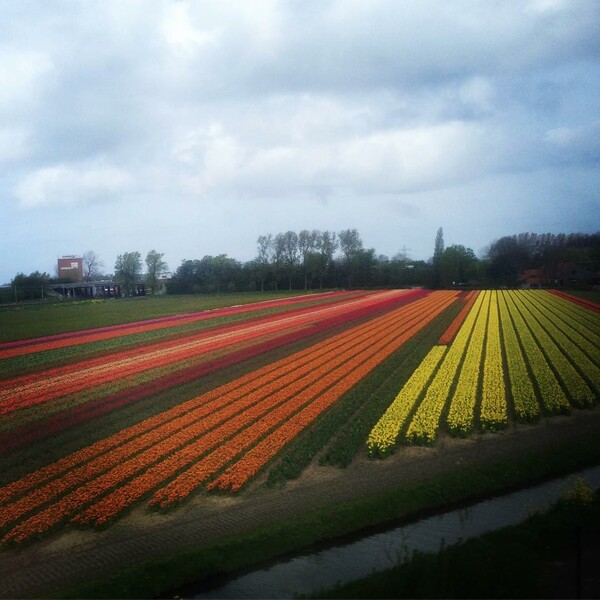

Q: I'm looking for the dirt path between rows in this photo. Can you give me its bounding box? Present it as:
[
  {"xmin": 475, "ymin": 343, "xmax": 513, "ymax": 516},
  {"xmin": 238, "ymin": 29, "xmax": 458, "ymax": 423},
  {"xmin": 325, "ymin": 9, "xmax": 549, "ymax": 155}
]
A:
[{"xmin": 2, "ymin": 408, "xmax": 600, "ymax": 599}]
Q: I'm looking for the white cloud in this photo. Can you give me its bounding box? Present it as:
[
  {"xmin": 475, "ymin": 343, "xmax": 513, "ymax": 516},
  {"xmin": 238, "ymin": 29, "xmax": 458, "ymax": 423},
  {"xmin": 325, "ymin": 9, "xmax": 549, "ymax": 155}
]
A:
[
  {"xmin": 15, "ymin": 162, "xmax": 135, "ymax": 208},
  {"xmin": 0, "ymin": 127, "xmax": 30, "ymax": 166},
  {"xmin": 0, "ymin": 49, "xmax": 54, "ymax": 115},
  {"xmin": 163, "ymin": 1, "xmax": 219, "ymax": 56}
]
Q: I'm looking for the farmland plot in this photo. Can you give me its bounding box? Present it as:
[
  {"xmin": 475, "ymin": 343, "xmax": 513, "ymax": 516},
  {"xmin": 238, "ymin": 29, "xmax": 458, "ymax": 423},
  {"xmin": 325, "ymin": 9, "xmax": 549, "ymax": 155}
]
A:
[
  {"xmin": 368, "ymin": 290, "xmax": 599, "ymax": 456},
  {"xmin": 0, "ymin": 289, "xmax": 458, "ymax": 544},
  {"xmin": 0, "ymin": 289, "xmax": 598, "ymax": 547}
]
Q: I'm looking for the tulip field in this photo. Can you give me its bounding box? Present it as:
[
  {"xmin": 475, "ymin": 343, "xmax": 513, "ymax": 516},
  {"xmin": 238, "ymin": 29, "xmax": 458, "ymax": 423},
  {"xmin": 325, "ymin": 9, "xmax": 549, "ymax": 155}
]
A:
[
  {"xmin": 367, "ymin": 289, "xmax": 599, "ymax": 455},
  {"xmin": 0, "ymin": 288, "xmax": 598, "ymax": 545}
]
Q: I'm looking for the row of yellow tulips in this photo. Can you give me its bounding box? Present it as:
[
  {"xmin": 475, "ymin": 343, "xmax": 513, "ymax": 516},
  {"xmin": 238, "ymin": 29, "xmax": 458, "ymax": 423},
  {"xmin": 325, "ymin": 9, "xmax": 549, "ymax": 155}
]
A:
[
  {"xmin": 367, "ymin": 289, "xmax": 599, "ymax": 455},
  {"xmin": 479, "ymin": 293, "xmax": 507, "ymax": 430},
  {"xmin": 515, "ymin": 291, "xmax": 600, "ymax": 397},
  {"xmin": 366, "ymin": 345, "xmax": 447, "ymax": 457},
  {"xmin": 404, "ymin": 292, "xmax": 487, "ymax": 444},
  {"xmin": 509, "ymin": 292, "xmax": 595, "ymax": 408},
  {"xmin": 446, "ymin": 291, "xmax": 491, "ymax": 436},
  {"xmin": 502, "ymin": 292, "xmax": 570, "ymax": 414},
  {"xmin": 497, "ymin": 292, "xmax": 540, "ymax": 422}
]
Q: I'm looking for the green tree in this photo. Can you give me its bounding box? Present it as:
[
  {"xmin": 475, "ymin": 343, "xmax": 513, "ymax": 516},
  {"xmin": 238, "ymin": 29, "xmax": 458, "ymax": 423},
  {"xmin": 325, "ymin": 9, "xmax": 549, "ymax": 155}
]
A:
[
  {"xmin": 338, "ymin": 228, "xmax": 363, "ymax": 288},
  {"xmin": 316, "ymin": 230, "xmax": 338, "ymax": 289},
  {"xmin": 10, "ymin": 272, "xmax": 51, "ymax": 302},
  {"xmin": 114, "ymin": 251, "xmax": 142, "ymax": 296},
  {"xmin": 256, "ymin": 234, "xmax": 273, "ymax": 292},
  {"xmin": 145, "ymin": 250, "xmax": 168, "ymax": 295},
  {"xmin": 432, "ymin": 227, "xmax": 445, "ymax": 288},
  {"xmin": 440, "ymin": 245, "xmax": 478, "ymax": 287}
]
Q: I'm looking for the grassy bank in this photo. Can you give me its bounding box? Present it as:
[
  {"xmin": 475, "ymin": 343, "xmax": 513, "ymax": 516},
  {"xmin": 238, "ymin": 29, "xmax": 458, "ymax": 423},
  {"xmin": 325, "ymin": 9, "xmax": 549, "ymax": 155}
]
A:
[
  {"xmin": 58, "ymin": 430, "xmax": 600, "ymax": 599},
  {"xmin": 312, "ymin": 483, "xmax": 600, "ymax": 599}
]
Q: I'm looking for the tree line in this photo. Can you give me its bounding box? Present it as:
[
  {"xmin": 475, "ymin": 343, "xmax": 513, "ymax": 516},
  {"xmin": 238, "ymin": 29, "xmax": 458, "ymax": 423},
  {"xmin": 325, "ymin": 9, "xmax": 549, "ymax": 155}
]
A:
[
  {"xmin": 167, "ymin": 228, "xmax": 600, "ymax": 294},
  {"xmin": 2, "ymin": 229, "xmax": 598, "ymax": 304},
  {"xmin": 167, "ymin": 229, "xmax": 431, "ymax": 294}
]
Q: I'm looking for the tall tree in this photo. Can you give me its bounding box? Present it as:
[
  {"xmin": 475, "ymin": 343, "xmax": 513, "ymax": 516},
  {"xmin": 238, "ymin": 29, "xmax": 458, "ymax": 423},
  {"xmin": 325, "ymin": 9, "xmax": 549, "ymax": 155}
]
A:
[
  {"xmin": 279, "ymin": 231, "xmax": 299, "ymax": 291},
  {"xmin": 114, "ymin": 251, "xmax": 142, "ymax": 296},
  {"xmin": 439, "ymin": 245, "xmax": 478, "ymax": 287},
  {"xmin": 298, "ymin": 229, "xmax": 319, "ymax": 290},
  {"xmin": 432, "ymin": 227, "xmax": 445, "ymax": 288},
  {"xmin": 82, "ymin": 251, "xmax": 104, "ymax": 280},
  {"xmin": 487, "ymin": 236, "xmax": 531, "ymax": 286},
  {"xmin": 338, "ymin": 228, "xmax": 363, "ymax": 288},
  {"xmin": 145, "ymin": 250, "xmax": 168, "ymax": 295},
  {"xmin": 316, "ymin": 230, "xmax": 338, "ymax": 289},
  {"xmin": 256, "ymin": 234, "xmax": 273, "ymax": 292}
]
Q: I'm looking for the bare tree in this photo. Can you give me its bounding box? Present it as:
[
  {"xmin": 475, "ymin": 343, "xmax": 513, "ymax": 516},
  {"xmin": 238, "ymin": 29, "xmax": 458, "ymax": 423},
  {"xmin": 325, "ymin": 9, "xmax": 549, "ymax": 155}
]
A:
[
  {"xmin": 280, "ymin": 231, "xmax": 299, "ymax": 291},
  {"xmin": 82, "ymin": 251, "xmax": 104, "ymax": 281}
]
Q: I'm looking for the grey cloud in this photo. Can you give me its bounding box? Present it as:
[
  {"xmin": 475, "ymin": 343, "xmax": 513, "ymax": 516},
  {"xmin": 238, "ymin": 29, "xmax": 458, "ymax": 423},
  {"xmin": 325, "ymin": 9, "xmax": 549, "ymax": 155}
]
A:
[{"xmin": 0, "ymin": 0, "xmax": 598, "ymax": 280}]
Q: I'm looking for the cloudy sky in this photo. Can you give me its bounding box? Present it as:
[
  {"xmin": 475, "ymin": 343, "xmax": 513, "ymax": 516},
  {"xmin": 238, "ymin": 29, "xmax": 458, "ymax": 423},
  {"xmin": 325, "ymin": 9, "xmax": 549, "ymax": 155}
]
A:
[{"xmin": 1, "ymin": 0, "xmax": 599, "ymax": 283}]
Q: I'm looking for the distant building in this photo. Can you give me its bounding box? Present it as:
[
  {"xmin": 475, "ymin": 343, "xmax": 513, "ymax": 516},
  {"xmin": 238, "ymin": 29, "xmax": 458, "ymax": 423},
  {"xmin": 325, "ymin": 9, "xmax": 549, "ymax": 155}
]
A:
[{"xmin": 57, "ymin": 256, "xmax": 83, "ymax": 282}]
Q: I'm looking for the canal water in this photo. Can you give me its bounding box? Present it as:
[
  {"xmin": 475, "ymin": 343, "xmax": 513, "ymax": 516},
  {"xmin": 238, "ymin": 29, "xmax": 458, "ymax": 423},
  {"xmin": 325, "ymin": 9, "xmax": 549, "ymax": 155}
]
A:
[{"xmin": 181, "ymin": 466, "xmax": 600, "ymax": 599}]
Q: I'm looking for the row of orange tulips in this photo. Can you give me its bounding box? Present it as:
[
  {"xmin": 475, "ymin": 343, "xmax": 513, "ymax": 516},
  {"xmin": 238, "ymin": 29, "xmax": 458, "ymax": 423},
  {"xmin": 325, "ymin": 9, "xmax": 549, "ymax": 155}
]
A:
[
  {"xmin": 208, "ymin": 293, "xmax": 458, "ymax": 493},
  {"xmin": 0, "ymin": 292, "xmax": 413, "ymax": 507},
  {"xmin": 1, "ymin": 290, "xmax": 409, "ymax": 415},
  {"xmin": 437, "ymin": 290, "xmax": 479, "ymax": 345},
  {"xmin": 1, "ymin": 292, "xmax": 455, "ymax": 542}
]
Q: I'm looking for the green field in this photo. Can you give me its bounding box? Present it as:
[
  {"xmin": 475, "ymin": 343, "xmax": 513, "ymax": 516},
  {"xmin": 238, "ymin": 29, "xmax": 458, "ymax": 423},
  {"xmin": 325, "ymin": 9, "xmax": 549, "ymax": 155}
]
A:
[{"xmin": 0, "ymin": 291, "xmax": 315, "ymax": 342}]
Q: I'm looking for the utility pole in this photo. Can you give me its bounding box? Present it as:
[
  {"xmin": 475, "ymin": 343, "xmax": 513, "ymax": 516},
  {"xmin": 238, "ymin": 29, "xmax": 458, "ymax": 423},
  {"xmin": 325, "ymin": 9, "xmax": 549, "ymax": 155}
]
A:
[{"xmin": 399, "ymin": 245, "xmax": 412, "ymax": 262}]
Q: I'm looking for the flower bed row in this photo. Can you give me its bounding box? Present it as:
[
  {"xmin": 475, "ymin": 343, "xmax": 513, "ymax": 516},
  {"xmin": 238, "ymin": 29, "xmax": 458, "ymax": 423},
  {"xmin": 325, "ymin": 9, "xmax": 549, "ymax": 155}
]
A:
[
  {"xmin": 547, "ymin": 290, "xmax": 600, "ymax": 314},
  {"xmin": 437, "ymin": 290, "xmax": 479, "ymax": 345},
  {"xmin": 2, "ymin": 291, "xmax": 421, "ymax": 452},
  {"xmin": 510, "ymin": 292, "xmax": 598, "ymax": 404},
  {"xmin": 497, "ymin": 293, "xmax": 540, "ymax": 422},
  {"xmin": 479, "ymin": 294, "xmax": 507, "ymax": 431},
  {"xmin": 0, "ymin": 291, "xmax": 360, "ymax": 357},
  {"xmin": 0, "ymin": 292, "xmax": 456, "ymax": 542},
  {"xmin": 404, "ymin": 292, "xmax": 486, "ymax": 444},
  {"xmin": 0, "ymin": 291, "xmax": 420, "ymax": 503},
  {"xmin": 520, "ymin": 292, "xmax": 600, "ymax": 372},
  {"xmin": 502, "ymin": 292, "xmax": 570, "ymax": 414},
  {"xmin": 366, "ymin": 345, "xmax": 447, "ymax": 457},
  {"xmin": 0, "ymin": 290, "xmax": 411, "ymax": 416},
  {"xmin": 369, "ymin": 289, "xmax": 599, "ymax": 456},
  {"xmin": 446, "ymin": 291, "xmax": 491, "ymax": 436}
]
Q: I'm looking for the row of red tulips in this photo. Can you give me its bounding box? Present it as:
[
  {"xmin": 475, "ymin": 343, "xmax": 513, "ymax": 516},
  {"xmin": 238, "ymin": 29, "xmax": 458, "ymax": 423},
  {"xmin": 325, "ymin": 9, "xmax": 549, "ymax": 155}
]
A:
[
  {"xmin": 1, "ymin": 290, "xmax": 412, "ymax": 416},
  {"xmin": 0, "ymin": 291, "xmax": 360, "ymax": 358}
]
